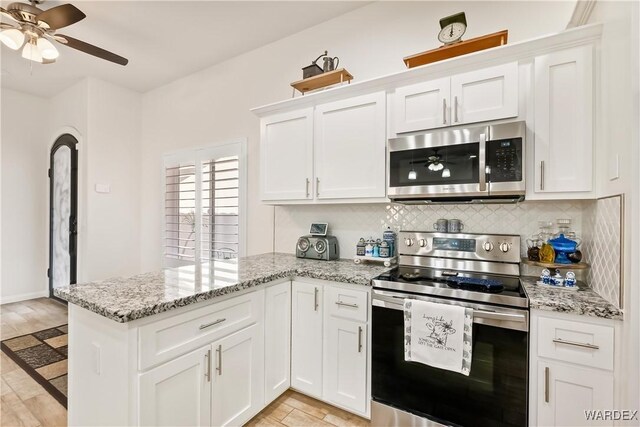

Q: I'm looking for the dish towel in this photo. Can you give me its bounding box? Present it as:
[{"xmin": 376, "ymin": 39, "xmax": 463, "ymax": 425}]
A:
[{"xmin": 404, "ymin": 299, "xmax": 473, "ymax": 376}]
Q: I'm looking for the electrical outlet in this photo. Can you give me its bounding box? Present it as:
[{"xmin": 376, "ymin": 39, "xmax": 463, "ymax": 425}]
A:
[{"xmin": 95, "ymin": 183, "xmax": 111, "ymax": 193}]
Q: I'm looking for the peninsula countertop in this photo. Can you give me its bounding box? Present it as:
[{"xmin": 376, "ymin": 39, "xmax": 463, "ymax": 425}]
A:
[
  {"xmin": 53, "ymin": 252, "xmax": 391, "ymax": 323},
  {"xmin": 521, "ymin": 276, "xmax": 623, "ymax": 320}
]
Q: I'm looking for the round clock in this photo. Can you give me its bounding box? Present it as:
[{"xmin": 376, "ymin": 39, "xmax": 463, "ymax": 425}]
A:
[{"xmin": 438, "ymin": 21, "xmax": 466, "ymax": 44}]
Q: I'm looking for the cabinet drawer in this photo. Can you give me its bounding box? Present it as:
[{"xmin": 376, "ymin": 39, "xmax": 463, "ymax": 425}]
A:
[
  {"xmin": 537, "ymin": 316, "xmax": 613, "ymax": 370},
  {"xmin": 139, "ymin": 291, "xmax": 263, "ymax": 370},
  {"xmin": 324, "ymin": 285, "xmax": 368, "ymax": 322}
]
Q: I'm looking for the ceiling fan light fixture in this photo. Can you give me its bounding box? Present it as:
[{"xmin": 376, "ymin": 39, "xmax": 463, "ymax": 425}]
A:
[
  {"xmin": 37, "ymin": 37, "xmax": 58, "ymax": 59},
  {"xmin": 22, "ymin": 40, "xmax": 43, "ymax": 63},
  {"xmin": 408, "ymin": 169, "xmax": 417, "ymax": 180},
  {"xmin": 0, "ymin": 28, "xmax": 25, "ymax": 50},
  {"xmin": 442, "ymin": 168, "xmax": 451, "ymax": 178}
]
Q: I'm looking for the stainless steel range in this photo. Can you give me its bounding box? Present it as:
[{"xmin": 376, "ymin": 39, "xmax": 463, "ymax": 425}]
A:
[{"xmin": 371, "ymin": 231, "xmax": 529, "ymax": 427}]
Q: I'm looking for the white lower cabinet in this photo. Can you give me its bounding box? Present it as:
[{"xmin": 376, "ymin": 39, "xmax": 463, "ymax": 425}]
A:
[
  {"xmin": 264, "ymin": 281, "xmax": 291, "ymax": 403},
  {"xmin": 211, "ymin": 324, "xmax": 264, "ymax": 427},
  {"xmin": 537, "ymin": 361, "xmax": 614, "ymax": 427},
  {"xmin": 291, "ymin": 280, "xmax": 370, "ymax": 417},
  {"xmin": 291, "ymin": 280, "xmax": 324, "ymax": 398},
  {"xmin": 139, "ymin": 345, "xmax": 212, "ymax": 427},
  {"xmin": 323, "ymin": 317, "xmax": 367, "ymax": 414}
]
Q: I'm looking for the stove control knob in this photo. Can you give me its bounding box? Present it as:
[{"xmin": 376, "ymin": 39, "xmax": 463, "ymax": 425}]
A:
[
  {"xmin": 482, "ymin": 241, "xmax": 494, "ymax": 252},
  {"xmin": 418, "ymin": 239, "xmax": 427, "ymax": 248},
  {"xmin": 404, "ymin": 238, "xmax": 414, "ymax": 247},
  {"xmin": 499, "ymin": 242, "xmax": 510, "ymax": 253}
]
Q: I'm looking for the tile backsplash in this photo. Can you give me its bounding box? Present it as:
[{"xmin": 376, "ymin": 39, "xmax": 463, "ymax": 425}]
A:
[{"xmin": 275, "ymin": 200, "xmax": 588, "ymax": 259}]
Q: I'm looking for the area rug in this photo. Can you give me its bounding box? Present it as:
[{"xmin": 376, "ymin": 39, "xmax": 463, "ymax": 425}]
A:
[{"xmin": 1, "ymin": 324, "xmax": 68, "ymax": 408}]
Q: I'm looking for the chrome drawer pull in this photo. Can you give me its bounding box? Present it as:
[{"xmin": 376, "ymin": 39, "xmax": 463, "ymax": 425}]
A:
[
  {"xmin": 314, "ymin": 287, "xmax": 319, "ymax": 311},
  {"xmin": 199, "ymin": 318, "xmax": 226, "ymax": 330},
  {"xmin": 216, "ymin": 344, "xmax": 222, "ymax": 375},
  {"xmin": 335, "ymin": 301, "xmax": 358, "ymax": 308},
  {"xmin": 358, "ymin": 326, "xmax": 363, "ymax": 353},
  {"xmin": 544, "ymin": 367, "xmax": 550, "ymax": 403},
  {"xmin": 205, "ymin": 349, "xmax": 211, "ymax": 382},
  {"xmin": 552, "ymin": 338, "xmax": 599, "ymax": 350},
  {"xmin": 442, "ymin": 98, "xmax": 447, "ymax": 124}
]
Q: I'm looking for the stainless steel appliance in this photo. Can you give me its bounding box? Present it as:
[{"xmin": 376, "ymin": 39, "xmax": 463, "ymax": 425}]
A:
[
  {"xmin": 388, "ymin": 121, "xmax": 526, "ymax": 203},
  {"xmin": 371, "ymin": 231, "xmax": 529, "ymax": 427}
]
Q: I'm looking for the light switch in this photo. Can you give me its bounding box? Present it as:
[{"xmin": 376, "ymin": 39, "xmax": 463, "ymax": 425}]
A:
[
  {"xmin": 609, "ymin": 154, "xmax": 620, "ymax": 181},
  {"xmin": 95, "ymin": 183, "xmax": 111, "ymax": 193}
]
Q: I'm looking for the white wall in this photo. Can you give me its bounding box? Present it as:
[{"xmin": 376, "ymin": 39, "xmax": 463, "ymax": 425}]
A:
[
  {"xmin": 84, "ymin": 79, "xmax": 141, "ymax": 280},
  {"xmin": 588, "ymin": 0, "xmax": 640, "ymax": 416},
  {"xmin": 140, "ymin": 0, "xmax": 576, "ymax": 272},
  {"xmin": 1, "ymin": 89, "xmax": 50, "ymax": 303}
]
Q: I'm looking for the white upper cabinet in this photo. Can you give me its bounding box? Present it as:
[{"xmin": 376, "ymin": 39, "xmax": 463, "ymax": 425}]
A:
[
  {"xmin": 260, "ymin": 108, "xmax": 313, "ymax": 201},
  {"xmin": 393, "ymin": 62, "xmax": 519, "ymax": 134},
  {"xmin": 533, "ymin": 45, "xmax": 593, "ymax": 196},
  {"xmin": 394, "ymin": 78, "xmax": 450, "ymax": 133},
  {"xmin": 314, "ymin": 92, "xmax": 386, "ymax": 199},
  {"xmin": 450, "ymin": 62, "xmax": 519, "ymax": 125}
]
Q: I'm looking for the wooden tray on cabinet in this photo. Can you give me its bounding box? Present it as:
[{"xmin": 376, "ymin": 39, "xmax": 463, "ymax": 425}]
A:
[
  {"xmin": 291, "ymin": 68, "xmax": 353, "ymax": 94},
  {"xmin": 521, "ymin": 258, "xmax": 589, "ymax": 270},
  {"xmin": 403, "ymin": 30, "xmax": 509, "ymax": 69}
]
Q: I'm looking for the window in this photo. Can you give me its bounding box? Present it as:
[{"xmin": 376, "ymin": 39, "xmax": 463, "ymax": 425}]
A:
[{"xmin": 164, "ymin": 142, "xmax": 245, "ymax": 266}]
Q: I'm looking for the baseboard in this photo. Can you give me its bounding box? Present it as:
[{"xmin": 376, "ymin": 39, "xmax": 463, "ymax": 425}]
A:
[{"xmin": 0, "ymin": 290, "xmax": 49, "ymax": 305}]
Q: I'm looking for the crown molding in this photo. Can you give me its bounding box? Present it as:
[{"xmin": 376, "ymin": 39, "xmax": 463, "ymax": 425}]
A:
[{"xmin": 567, "ymin": 0, "xmax": 597, "ymax": 28}]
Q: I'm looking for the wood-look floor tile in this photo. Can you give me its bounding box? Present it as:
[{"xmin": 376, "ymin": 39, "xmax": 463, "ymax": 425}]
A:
[
  {"xmin": 284, "ymin": 395, "xmax": 329, "ymax": 419},
  {"xmin": 262, "ymin": 401, "xmax": 294, "ymax": 421},
  {"xmin": 246, "ymin": 415, "xmax": 287, "ymax": 427},
  {"xmin": 1, "ymin": 391, "xmax": 43, "ymax": 427},
  {"xmin": 2, "ymin": 364, "xmax": 46, "ymax": 401},
  {"xmin": 323, "ymin": 412, "xmax": 369, "ymax": 427},
  {"xmin": 22, "ymin": 393, "xmax": 67, "ymax": 427},
  {"xmin": 1, "ymin": 351, "xmax": 19, "ymax": 374},
  {"xmin": 282, "ymin": 409, "xmax": 334, "ymax": 427}
]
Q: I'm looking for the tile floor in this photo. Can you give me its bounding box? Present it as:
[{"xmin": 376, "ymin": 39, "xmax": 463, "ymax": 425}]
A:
[{"xmin": 1, "ymin": 298, "xmax": 68, "ymax": 427}]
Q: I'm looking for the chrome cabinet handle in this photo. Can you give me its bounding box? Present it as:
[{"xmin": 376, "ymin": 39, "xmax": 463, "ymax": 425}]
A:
[
  {"xmin": 199, "ymin": 318, "xmax": 226, "ymax": 330},
  {"xmin": 544, "ymin": 367, "xmax": 550, "ymax": 403},
  {"xmin": 335, "ymin": 301, "xmax": 358, "ymax": 308},
  {"xmin": 442, "ymin": 98, "xmax": 447, "ymax": 124},
  {"xmin": 314, "ymin": 287, "xmax": 319, "ymax": 311},
  {"xmin": 552, "ymin": 338, "xmax": 599, "ymax": 350},
  {"xmin": 205, "ymin": 349, "xmax": 211, "ymax": 382},
  {"xmin": 540, "ymin": 161, "xmax": 545, "ymax": 190},
  {"xmin": 305, "ymin": 178, "xmax": 310, "ymax": 198},
  {"xmin": 454, "ymin": 96, "xmax": 459, "ymax": 122},
  {"xmin": 316, "ymin": 178, "xmax": 320, "ymax": 197},
  {"xmin": 216, "ymin": 344, "xmax": 222, "ymax": 376},
  {"xmin": 358, "ymin": 326, "xmax": 363, "ymax": 353}
]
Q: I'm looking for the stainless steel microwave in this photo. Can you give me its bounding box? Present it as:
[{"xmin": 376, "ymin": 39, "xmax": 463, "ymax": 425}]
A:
[{"xmin": 388, "ymin": 121, "xmax": 526, "ymax": 203}]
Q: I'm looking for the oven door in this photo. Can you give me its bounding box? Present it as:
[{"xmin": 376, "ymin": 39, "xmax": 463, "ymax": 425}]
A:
[
  {"xmin": 388, "ymin": 126, "xmax": 489, "ymax": 200},
  {"xmin": 371, "ymin": 290, "xmax": 529, "ymax": 427}
]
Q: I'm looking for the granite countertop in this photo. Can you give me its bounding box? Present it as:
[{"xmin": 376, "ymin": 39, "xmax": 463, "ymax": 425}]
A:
[
  {"xmin": 521, "ymin": 277, "xmax": 623, "ymax": 320},
  {"xmin": 54, "ymin": 252, "xmax": 390, "ymax": 323}
]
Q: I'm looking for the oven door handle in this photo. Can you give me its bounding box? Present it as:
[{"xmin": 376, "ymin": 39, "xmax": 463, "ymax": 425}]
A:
[{"xmin": 372, "ymin": 297, "xmax": 528, "ymax": 330}]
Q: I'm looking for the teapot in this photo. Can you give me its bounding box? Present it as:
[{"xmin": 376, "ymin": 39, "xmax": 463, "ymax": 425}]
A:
[{"xmin": 322, "ymin": 55, "xmax": 340, "ymax": 72}]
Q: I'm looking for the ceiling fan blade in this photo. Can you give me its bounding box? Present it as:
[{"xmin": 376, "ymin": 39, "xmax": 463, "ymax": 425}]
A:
[
  {"xmin": 0, "ymin": 7, "xmax": 19, "ymax": 23},
  {"xmin": 36, "ymin": 4, "xmax": 86, "ymax": 30},
  {"xmin": 56, "ymin": 34, "xmax": 128, "ymax": 66},
  {"xmin": 0, "ymin": 22, "xmax": 17, "ymax": 29}
]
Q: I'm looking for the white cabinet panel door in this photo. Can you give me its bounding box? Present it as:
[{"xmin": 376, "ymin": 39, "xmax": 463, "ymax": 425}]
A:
[
  {"xmin": 139, "ymin": 345, "xmax": 211, "ymax": 427},
  {"xmin": 291, "ymin": 281, "xmax": 323, "ymax": 398},
  {"xmin": 394, "ymin": 78, "xmax": 450, "ymax": 133},
  {"xmin": 534, "ymin": 45, "xmax": 593, "ymax": 194},
  {"xmin": 314, "ymin": 92, "xmax": 386, "ymax": 199},
  {"xmin": 323, "ymin": 317, "xmax": 367, "ymax": 414},
  {"xmin": 264, "ymin": 281, "xmax": 291, "ymax": 403},
  {"xmin": 537, "ymin": 361, "xmax": 613, "ymax": 426},
  {"xmin": 261, "ymin": 108, "xmax": 314, "ymax": 201},
  {"xmin": 451, "ymin": 62, "xmax": 519, "ymax": 125},
  {"xmin": 211, "ymin": 324, "xmax": 264, "ymax": 427}
]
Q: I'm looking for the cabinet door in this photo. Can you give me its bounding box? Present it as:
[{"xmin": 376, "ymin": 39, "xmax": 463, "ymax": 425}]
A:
[
  {"xmin": 450, "ymin": 62, "xmax": 519, "ymax": 125},
  {"xmin": 291, "ymin": 281, "xmax": 323, "ymax": 398},
  {"xmin": 314, "ymin": 92, "xmax": 386, "ymax": 199},
  {"xmin": 260, "ymin": 108, "xmax": 314, "ymax": 201},
  {"xmin": 537, "ymin": 361, "xmax": 613, "ymax": 426},
  {"xmin": 211, "ymin": 324, "xmax": 264, "ymax": 427},
  {"xmin": 139, "ymin": 345, "xmax": 211, "ymax": 427},
  {"xmin": 394, "ymin": 78, "xmax": 450, "ymax": 133},
  {"xmin": 534, "ymin": 45, "xmax": 593, "ymax": 194},
  {"xmin": 264, "ymin": 281, "xmax": 291, "ymax": 403},
  {"xmin": 323, "ymin": 317, "xmax": 367, "ymax": 415}
]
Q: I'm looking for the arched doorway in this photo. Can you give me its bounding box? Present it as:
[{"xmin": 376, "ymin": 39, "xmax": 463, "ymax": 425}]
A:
[{"xmin": 49, "ymin": 134, "xmax": 78, "ymax": 300}]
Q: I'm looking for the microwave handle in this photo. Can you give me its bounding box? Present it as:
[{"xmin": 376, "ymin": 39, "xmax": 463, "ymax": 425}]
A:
[{"xmin": 478, "ymin": 132, "xmax": 487, "ymax": 192}]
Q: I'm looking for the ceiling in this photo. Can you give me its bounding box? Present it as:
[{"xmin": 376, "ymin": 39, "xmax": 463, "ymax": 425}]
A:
[{"xmin": 0, "ymin": 1, "xmax": 369, "ymax": 98}]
